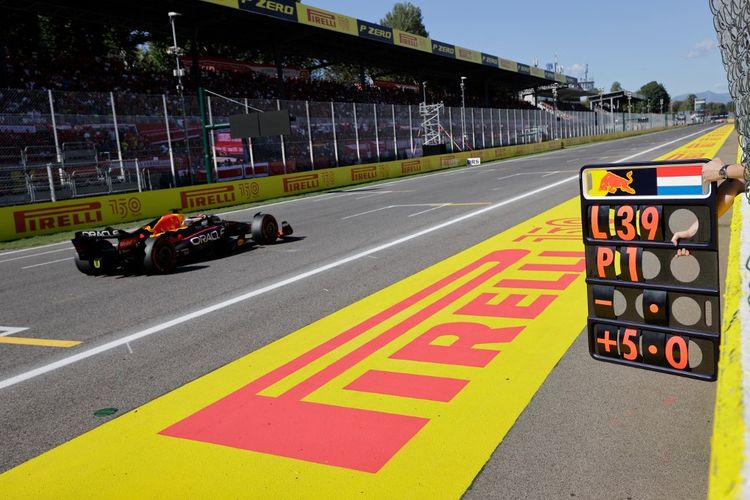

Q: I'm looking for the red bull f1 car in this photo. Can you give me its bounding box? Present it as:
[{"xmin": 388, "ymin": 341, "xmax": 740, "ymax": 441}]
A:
[{"xmin": 71, "ymin": 212, "xmax": 292, "ymax": 275}]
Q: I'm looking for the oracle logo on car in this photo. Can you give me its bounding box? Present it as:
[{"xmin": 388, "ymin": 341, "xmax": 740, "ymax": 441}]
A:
[
  {"xmin": 180, "ymin": 186, "xmax": 236, "ymax": 209},
  {"xmin": 80, "ymin": 229, "xmax": 120, "ymax": 237},
  {"xmin": 283, "ymin": 174, "xmax": 320, "ymax": 193},
  {"xmin": 14, "ymin": 202, "xmax": 102, "ymax": 233},
  {"xmin": 401, "ymin": 160, "xmax": 422, "ymax": 174},
  {"xmin": 189, "ymin": 228, "xmax": 223, "ymax": 246},
  {"xmin": 351, "ymin": 166, "xmax": 378, "ymax": 181}
]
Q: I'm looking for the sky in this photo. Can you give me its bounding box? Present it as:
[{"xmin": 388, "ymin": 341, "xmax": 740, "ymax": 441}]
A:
[{"xmin": 307, "ymin": 0, "xmax": 728, "ymax": 99}]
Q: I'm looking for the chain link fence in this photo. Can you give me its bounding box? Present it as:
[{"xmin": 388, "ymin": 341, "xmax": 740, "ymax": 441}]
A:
[
  {"xmin": 710, "ymin": 0, "xmax": 750, "ymax": 199},
  {"xmin": 0, "ymin": 87, "xmax": 681, "ymax": 207}
]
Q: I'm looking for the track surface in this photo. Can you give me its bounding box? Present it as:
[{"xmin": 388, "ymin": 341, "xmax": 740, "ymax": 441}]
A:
[{"xmin": 0, "ymin": 125, "xmax": 724, "ymax": 497}]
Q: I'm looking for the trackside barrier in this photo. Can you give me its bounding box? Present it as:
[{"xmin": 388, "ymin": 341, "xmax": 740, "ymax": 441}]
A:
[
  {"xmin": 0, "ymin": 125, "xmax": 676, "ymax": 242},
  {"xmin": 708, "ymin": 196, "xmax": 750, "ymax": 498}
]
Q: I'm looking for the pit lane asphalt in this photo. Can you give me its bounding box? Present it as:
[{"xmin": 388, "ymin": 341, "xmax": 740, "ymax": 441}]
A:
[{"xmin": 0, "ymin": 125, "xmax": 719, "ymax": 497}]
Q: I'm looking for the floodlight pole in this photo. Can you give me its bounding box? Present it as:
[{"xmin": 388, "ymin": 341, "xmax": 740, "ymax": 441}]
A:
[
  {"xmin": 552, "ymin": 84, "xmax": 558, "ymax": 139},
  {"xmin": 626, "ymin": 91, "xmax": 632, "ymax": 131},
  {"xmin": 168, "ymin": 11, "xmax": 194, "ymax": 185}
]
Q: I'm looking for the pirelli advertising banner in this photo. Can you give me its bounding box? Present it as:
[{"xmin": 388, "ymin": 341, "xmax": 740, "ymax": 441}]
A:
[
  {"xmin": 393, "ymin": 29, "xmax": 431, "ymax": 53},
  {"xmin": 0, "ymin": 151, "xmax": 484, "ymax": 241},
  {"xmin": 530, "ymin": 67, "xmax": 546, "ymax": 79},
  {"xmin": 296, "ymin": 4, "xmax": 358, "ymax": 36},
  {"xmin": 455, "ymin": 46, "xmax": 482, "ymax": 64}
]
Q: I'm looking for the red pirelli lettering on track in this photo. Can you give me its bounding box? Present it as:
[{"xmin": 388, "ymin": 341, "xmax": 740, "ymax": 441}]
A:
[
  {"xmin": 161, "ymin": 247, "xmax": 585, "ymax": 472},
  {"xmin": 513, "ymin": 217, "xmax": 581, "ymax": 242},
  {"xmin": 345, "ymin": 370, "xmax": 468, "ymax": 402}
]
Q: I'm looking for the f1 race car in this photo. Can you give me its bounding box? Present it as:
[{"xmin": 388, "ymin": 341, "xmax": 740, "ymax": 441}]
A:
[{"xmin": 71, "ymin": 212, "xmax": 292, "ymax": 275}]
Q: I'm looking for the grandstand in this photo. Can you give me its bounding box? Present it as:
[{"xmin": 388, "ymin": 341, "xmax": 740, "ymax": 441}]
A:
[{"xmin": 0, "ymin": 0, "xmax": 675, "ymax": 206}]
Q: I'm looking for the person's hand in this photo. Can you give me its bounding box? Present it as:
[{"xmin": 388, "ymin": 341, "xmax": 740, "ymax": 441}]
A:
[
  {"xmin": 671, "ymin": 220, "xmax": 699, "ymax": 256},
  {"xmin": 702, "ymin": 158, "xmax": 725, "ymax": 183}
]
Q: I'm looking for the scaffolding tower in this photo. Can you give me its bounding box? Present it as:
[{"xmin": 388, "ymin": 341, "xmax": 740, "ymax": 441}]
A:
[{"xmin": 419, "ymin": 102, "xmax": 444, "ymax": 146}]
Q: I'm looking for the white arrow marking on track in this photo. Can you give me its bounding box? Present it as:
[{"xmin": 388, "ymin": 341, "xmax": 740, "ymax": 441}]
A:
[{"xmin": 0, "ymin": 326, "xmax": 30, "ymax": 337}]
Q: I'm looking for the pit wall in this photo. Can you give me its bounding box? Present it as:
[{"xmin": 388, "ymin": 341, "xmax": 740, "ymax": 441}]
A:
[{"xmin": 0, "ymin": 126, "xmax": 673, "ymax": 242}]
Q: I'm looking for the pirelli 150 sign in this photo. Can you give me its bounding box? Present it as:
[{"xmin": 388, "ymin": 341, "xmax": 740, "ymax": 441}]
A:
[{"xmin": 579, "ymin": 160, "xmax": 720, "ymax": 381}]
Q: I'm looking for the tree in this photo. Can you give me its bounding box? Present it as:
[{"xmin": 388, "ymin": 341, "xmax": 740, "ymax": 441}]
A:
[
  {"xmin": 682, "ymin": 94, "xmax": 697, "ymax": 112},
  {"xmin": 639, "ymin": 81, "xmax": 670, "ymax": 113},
  {"xmin": 610, "ymin": 81, "xmax": 622, "ymax": 92},
  {"xmin": 380, "ymin": 2, "xmax": 429, "ymax": 37}
]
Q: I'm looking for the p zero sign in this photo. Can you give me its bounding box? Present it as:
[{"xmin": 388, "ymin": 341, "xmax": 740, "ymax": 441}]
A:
[{"xmin": 579, "ymin": 160, "xmax": 720, "ymax": 381}]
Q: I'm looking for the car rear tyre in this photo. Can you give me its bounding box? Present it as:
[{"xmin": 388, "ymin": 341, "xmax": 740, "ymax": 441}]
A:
[
  {"xmin": 251, "ymin": 213, "xmax": 279, "ymax": 245},
  {"xmin": 143, "ymin": 236, "xmax": 177, "ymax": 274}
]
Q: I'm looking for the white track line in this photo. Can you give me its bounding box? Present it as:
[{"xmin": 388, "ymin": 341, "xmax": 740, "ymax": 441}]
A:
[
  {"xmin": 0, "ymin": 241, "xmax": 70, "ymax": 257},
  {"xmin": 0, "ymin": 127, "xmax": 714, "ymax": 390},
  {"xmin": 409, "ymin": 204, "xmax": 448, "ymax": 217},
  {"xmin": 21, "ymin": 257, "xmax": 72, "ymax": 269},
  {"xmin": 341, "ymin": 206, "xmax": 393, "ymax": 220},
  {"xmin": 0, "ymin": 248, "xmax": 71, "ymax": 264}
]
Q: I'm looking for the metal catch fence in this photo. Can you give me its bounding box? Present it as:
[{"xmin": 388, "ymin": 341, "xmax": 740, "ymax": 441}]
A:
[
  {"xmin": 0, "ymin": 86, "xmax": 681, "ymax": 207},
  {"xmin": 711, "ymin": 0, "xmax": 750, "ymax": 199}
]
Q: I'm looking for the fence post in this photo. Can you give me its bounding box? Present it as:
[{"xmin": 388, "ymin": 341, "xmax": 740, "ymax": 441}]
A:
[
  {"xmin": 198, "ymin": 87, "xmax": 212, "ymax": 184},
  {"xmin": 109, "ymin": 92, "xmax": 124, "ymax": 178},
  {"xmin": 480, "ymin": 108, "xmax": 485, "ymax": 149},
  {"xmin": 135, "ymin": 158, "xmax": 142, "ymax": 192},
  {"xmin": 373, "ymin": 104, "xmax": 380, "ymax": 162},
  {"xmin": 448, "ymin": 107, "xmax": 454, "ymax": 149},
  {"xmin": 471, "ymin": 108, "xmax": 476, "ymax": 149},
  {"xmin": 331, "ymin": 101, "xmax": 339, "ymax": 167},
  {"xmin": 47, "ymin": 90, "xmax": 62, "ymax": 164},
  {"xmin": 277, "ymin": 99, "xmax": 287, "ymax": 173},
  {"xmin": 353, "ymin": 103, "xmax": 361, "ymax": 163},
  {"xmin": 244, "ymin": 98, "xmax": 256, "ymax": 177},
  {"xmin": 46, "ymin": 163, "xmax": 56, "ymax": 202},
  {"xmin": 489, "ymin": 107, "xmax": 495, "ymax": 147},
  {"xmin": 162, "ymin": 94, "xmax": 177, "ymax": 187},
  {"xmin": 207, "ymin": 95, "xmax": 219, "ymax": 182},
  {"xmin": 392, "ymin": 104, "xmax": 398, "ymax": 159},
  {"xmin": 497, "ymin": 108, "xmax": 503, "ymax": 147},
  {"xmin": 408, "ymin": 105, "xmax": 414, "ymax": 156},
  {"xmin": 305, "ymin": 100, "xmax": 314, "ymax": 169}
]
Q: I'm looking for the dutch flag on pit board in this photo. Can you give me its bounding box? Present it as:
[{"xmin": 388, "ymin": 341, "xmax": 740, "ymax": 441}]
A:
[{"xmin": 656, "ymin": 165, "xmax": 703, "ymax": 196}]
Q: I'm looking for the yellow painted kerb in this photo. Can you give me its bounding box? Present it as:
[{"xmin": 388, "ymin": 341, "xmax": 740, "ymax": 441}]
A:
[{"xmin": 708, "ymin": 146, "xmax": 745, "ymax": 500}]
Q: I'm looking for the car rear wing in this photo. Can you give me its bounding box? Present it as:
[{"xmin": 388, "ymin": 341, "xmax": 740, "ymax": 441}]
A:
[{"xmin": 73, "ymin": 228, "xmax": 132, "ymax": 240}]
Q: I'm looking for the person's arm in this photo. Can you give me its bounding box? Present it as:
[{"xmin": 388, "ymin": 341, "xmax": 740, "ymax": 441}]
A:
[
  {"xmin": 702, "ymin": 157, "xmax": 747, "ymax": 182},
  {"xmin": 671, "ymin": 159, "xmax": 746, "ymax": 255},
  {"xmin": 716, "ymin": 178, "xmax": 745, "ymax": 217}
]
